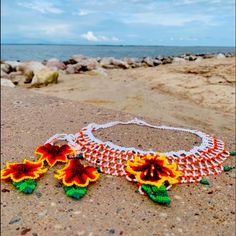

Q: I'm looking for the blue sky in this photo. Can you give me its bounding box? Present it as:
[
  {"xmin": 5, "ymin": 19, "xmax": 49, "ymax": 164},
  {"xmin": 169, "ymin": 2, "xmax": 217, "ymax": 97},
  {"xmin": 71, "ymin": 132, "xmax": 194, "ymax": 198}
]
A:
[{"xmin": 1, "ymin": 0, "xmax": 235, "ymax": 46}]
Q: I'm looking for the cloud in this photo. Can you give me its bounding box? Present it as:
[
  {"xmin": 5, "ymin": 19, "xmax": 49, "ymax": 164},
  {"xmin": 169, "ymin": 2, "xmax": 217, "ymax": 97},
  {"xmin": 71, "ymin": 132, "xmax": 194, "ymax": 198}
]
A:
[
  {"xmin": 123, "ymin": 13, "xmax": 214, "ymax": 26},
  {"xmin": 18, "ymin": 1, "xmax": 63, "ymax": 14},
  {"xmin": 81, "ymin": 31, "xmax": 120, "ymax": 42},
  {"xmin": 19, "ymin": 24, "xmax": 72, "ymax": 38},
  {"xmin": 73, "ymin": 9, "xmax": 94, "ymax": 16}
]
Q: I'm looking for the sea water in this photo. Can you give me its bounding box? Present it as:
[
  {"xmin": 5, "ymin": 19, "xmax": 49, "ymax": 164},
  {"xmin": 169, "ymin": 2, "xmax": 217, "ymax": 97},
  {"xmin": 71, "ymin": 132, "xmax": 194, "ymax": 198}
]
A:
[{"xmin": 1, "ymin": 44, "xmax": 234, "ymax": 61}]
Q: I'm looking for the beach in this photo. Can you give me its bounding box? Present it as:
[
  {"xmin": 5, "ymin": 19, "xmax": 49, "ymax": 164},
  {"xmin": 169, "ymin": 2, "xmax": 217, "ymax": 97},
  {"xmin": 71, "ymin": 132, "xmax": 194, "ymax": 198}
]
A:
[{"xmin": 1, "ymin": 53, "xmax": 235, "ymax": 236}]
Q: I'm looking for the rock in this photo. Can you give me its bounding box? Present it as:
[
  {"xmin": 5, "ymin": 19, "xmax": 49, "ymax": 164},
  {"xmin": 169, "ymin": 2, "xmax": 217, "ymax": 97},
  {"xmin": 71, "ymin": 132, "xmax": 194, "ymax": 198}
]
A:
[
  {"xmin": 202, "ymin": 54, "xmax": 214, "ymax": 59},
  {"xmin": 100, "ymin": 57, "xmax": 129, "ymax": 69},
  {"xmin": 17, "ymin": 61, "xmax": 45, "ymax": 73},
  {"xmin": 172, "ymin": 57, "xmax": 186, "ymax": 64},
  {"xmin": 31, "ymin": 68, "xmax": 59, "ymax": 87},
  {"xmin": 123, "ymin": 58, "xmax": 140, "ymax": 68},
  {"xmin": 216, "ymin": 53, "xmax": 226, "ymax": 59},
  {"xmin": 1, "ymin": 63, "xmax": 12, "ymax": 74},
  {"xmin": 4, "ymin": 61, "xmax": 22, "ymax": 70},
  {"xmin": 66, "ymin": 65, "xmax": 76, "ymax": 74},
  {"xmin": 46, "ymin": 58, "xmax": 66, "ymax": 71},
  {"xmin": 63, "ymin": 59, "xmax": 77, "ymax": 65},
  {"xmin": 9, "ymin": 71, "xmax": 25, "ymax": 85},
  {"xmin": 184, "ymin": 55, "xmax": 197, "ymax": 61},
  {"xmin": 160, "ymin": 57, "xmax": 173, "ymax": 64},
  {"xmin": 71, "ymin": 54, "xmax": 88, "ymax": 63},
  {"xmin": 9, "ymin": 215, "xmax": 21, "ymax": 224},
  {"xmin": 142, "ymin": 57, "xmax": 154, "ymax": 67},
  {"xmin": 93, "ymin": 67, "xmax": 108, "ymax": 77},
  {"xmin": 1, "ymin": 70, "xmax": 10, "ymax": 79},
  {"xmin": 153, "ymin": 59, "xmax": 162, "ymax": 66},
  {"xmin": 195, "ymin": 57, "xmax": 203, "ymax": 63},
  {"xmin": 66, "ymin": 58, "xmax": 99, "ymax": 74},
  {"xmin": 1, "ymin": 78, "xmax": 16, "ymax": 88}
]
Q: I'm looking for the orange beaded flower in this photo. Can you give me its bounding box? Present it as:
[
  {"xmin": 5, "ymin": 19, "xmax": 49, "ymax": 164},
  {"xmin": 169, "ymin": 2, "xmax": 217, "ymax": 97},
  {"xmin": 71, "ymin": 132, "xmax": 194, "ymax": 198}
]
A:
[
  {"xmin": 1, "ymin": 159, "xmax": 47, "ymax": 182},
  {"xmin": 126, "ymin": 153, "xmax": 181, "ymax": 187},
  {"xmin": 54, "ymin": 159, "xmax": 100, "ymax": 187},
  {"xmin": 35, "ymin": 143, "xmax": 75, "ymax": 167}
]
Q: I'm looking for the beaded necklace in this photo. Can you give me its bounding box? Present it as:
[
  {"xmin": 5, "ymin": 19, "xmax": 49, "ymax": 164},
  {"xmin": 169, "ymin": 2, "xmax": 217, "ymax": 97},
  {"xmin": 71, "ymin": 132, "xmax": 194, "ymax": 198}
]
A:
[{"xmin": 1, "ymin": 119, "xmax": 232, "ymax": 205}]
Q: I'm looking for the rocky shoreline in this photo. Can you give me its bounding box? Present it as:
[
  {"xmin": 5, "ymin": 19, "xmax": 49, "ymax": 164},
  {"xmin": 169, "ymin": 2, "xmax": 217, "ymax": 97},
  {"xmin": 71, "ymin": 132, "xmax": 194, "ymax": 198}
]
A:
[{"xmin": 1, "ymin": 52, "xmax": 235, "ymax": 88}]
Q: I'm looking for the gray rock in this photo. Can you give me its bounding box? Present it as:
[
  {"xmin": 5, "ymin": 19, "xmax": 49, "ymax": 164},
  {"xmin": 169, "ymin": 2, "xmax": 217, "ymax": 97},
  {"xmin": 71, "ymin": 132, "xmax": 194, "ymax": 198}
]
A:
[
  {"xmin": 1, "ymin": 70, "xmax": 10, "ymax": 79},
  {"xmin": 66, "ymin": 64, "xmax": 76, "ymax": 74},
  {"xmin": 216, "ymin": 53, "xmax": 226, "ymax": 59},
  {"xmin": 4, "ymin": 61, "xmax": 22, "ymax": 70},
  {"xmin": 1, "ymin": 63, "xmax": 12, "ymax": 74},
  {"xmin": 17, "ymin": 61, "xmax": 45, "ymax": 73},
  {"xmin": 1, "ymin": 78, "xmax": 16, "ymax": 88},
  {"xmin": 143, "ymin": 57, "xmax": 154, "ymax": 67},
  {"xmin": 46, "ymin": 58, "xmax": 66, "ymax": 71},
  {"xmin": 71, "ymin": 54, "xmax": 88, "ymax": 63},
  {"xmin": 172, "ymin": 57, "xmax": 186, "ymax": 64},
  {"xmin": 100, "ymin": 57, "xmax": 129, "ymax": 69}
]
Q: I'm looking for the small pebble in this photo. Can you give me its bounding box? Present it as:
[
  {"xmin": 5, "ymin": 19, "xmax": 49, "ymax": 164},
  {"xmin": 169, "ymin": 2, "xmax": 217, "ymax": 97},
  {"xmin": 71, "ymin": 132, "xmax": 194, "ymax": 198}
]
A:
[
  {"xmin": 50, "ymin": 202, "xmax": 56, "ymax": 207},
  {"xmin": 2, "ymin": 188, "xmax": 10, "ymax": 193},
  {"xmin": 9, "ymin": 216, "xmax": 21, "ymax": 224},
  {"xmin": 35, "ymin": 192, "xmax": 42, "ymax": 198},
  {"xmin": 109, "ymin": 229, "xmax": 115, "ymax": 234},
  {"xmin": 174, "ymin": 195, "xmax": 182, "ymax": 200},
  {"xmin": 21, "ymin": 228, "xmax": 31, "ymax": 235}
]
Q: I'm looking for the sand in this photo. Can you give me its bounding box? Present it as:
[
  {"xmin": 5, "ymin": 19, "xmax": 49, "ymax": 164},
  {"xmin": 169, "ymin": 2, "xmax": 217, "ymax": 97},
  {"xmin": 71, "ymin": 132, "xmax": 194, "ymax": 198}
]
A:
[
  {"xmin": 1, "ymin": 57, "xmax": 235, "ymax": 236},
  {"xmin": 32, "ymin": 57, "xmax": 235, "ymax": 137},
  {"xmin": 1, "ymin": 85, "xmax": 235, "ymax": 236}
]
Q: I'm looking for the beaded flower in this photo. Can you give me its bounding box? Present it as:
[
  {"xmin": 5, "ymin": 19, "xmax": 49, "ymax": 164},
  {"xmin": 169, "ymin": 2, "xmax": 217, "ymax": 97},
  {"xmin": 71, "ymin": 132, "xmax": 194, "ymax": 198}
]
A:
[
  {"xmin": 35, "ymin": 143, "xmax": 75, "ymax": 167},
  {"xmin": 1, "ymin": 159, "xmax": 47, "ymax": 182},
  {"xmin": 54, "ymin": 159, "xmax": 100, "ymax": 187},
  {"xmin": 126, "ymin": 153, "xmax": 181, "ymax": 187}
]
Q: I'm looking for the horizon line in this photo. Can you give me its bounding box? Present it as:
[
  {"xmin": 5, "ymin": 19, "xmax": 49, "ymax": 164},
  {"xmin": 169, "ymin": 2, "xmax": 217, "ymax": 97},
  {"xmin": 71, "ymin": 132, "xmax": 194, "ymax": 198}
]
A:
[{"xmin": 1, "ymin": 43, "xmax": 235, "ymax": 48}]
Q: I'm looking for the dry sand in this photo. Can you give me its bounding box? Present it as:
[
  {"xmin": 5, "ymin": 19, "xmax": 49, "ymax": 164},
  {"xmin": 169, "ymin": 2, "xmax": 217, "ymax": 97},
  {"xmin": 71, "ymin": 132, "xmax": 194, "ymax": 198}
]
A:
[
  {"xmin": 32, "ymin": 57, "xmax": 235, "ymax": 137},
  {"xmin": 1, "ymin": 57, "xmax": 235, "ymax": 236}
]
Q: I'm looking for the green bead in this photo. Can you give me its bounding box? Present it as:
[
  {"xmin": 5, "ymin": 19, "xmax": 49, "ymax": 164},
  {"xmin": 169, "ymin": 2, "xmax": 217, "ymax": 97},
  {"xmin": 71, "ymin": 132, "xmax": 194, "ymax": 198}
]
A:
[
  {"xmin": 13, "ymin": 179, "xmax": 37, "ymax": 194},
  {"xmin": 76, "ymin": 153, "xmax": 84, "ymax": 159},
  {"xmin": 230, "ymin": 151, "xmax": 236, "ymax": 156},
  {"xmin": 96, "ymin": 167, "xmax": 102, "ymax": 173},
  {"xmin": 223, "ymin": 166, "xmax": 234, "ymax": 172},
  {"xmin": 141, "ymin": 184, "xmax": 171, "ymax": 205},
  {"xmin": 200, "ymin": 179, "xmax": 209, "ymax": 185},
  {"xmin": 63, "ymin": 185, "xmax": 87, "ymax": 200}
]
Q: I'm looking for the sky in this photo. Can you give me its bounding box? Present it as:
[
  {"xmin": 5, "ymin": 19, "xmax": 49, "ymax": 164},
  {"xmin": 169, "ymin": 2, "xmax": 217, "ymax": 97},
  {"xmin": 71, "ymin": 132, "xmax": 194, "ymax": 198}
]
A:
[{"xmin": 1, "ymin": 0, "xmax": 235, "ymax": 46}]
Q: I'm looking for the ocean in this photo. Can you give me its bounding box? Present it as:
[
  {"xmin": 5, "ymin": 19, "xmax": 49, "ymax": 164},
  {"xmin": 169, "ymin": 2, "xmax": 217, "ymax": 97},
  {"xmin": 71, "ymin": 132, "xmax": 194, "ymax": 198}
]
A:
[{"xmin": 1, "ymin": 44, "xmax": 235, "ymax": 61}]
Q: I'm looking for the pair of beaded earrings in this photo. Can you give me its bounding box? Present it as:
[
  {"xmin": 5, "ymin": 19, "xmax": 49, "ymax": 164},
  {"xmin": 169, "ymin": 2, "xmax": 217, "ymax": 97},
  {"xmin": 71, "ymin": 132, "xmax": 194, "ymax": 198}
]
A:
[
  {"xmin": 1, "ymin": 143, "xmax": 100, "ymax": 200},
  {"xmin": 1, "ymin": 119, "xmax": 234, "ymax": 205}
]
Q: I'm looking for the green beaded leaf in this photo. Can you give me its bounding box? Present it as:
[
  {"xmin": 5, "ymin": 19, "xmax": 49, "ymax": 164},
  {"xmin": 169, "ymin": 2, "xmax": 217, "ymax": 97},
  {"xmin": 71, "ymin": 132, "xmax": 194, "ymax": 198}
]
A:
[
  {"xmin": 200, "ymin": 179, "xmax": 209, "ymax": 185},
  {"xmin": 63, "ymin": 185, "xmax": 87, "ymax": 200},
  {"xmin": 76, "ymin": 153, "xmax": 84, "ymax": 159},
  {"xmin": 230, "ymin": 151, "xmax": 236, "ymax": 156},
  {"xmin": 13, "ymin": 179, "xmax": 37, "ymax": 194},
  {"xmin": 96, "ymin": 167, "xmax": 102, "ymax": 173},
  {"xmin": 223, "ymin": 166, "xmax": 234, "ymax": 172},
  {"xmin": 141, "ymin": 184, "xmax": 171, "ymax": 205}
]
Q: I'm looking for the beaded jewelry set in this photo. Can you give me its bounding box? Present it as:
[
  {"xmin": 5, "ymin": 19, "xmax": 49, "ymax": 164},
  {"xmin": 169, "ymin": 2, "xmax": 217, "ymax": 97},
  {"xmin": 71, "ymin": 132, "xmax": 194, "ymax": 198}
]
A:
[{"xmin": 1, "ymin": 119, "xmax": 234, "ymax": 205}]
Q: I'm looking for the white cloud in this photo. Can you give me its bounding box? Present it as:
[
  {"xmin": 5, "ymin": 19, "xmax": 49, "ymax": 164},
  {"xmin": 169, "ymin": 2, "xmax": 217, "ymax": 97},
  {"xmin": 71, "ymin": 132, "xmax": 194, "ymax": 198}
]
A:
[
  {"xmin": 73, "ymin": 9, "xmax": 94, "ymax": 16},
  {"xmin": 81, "ymin": 31, "xmax": 120, "ymax": 42},
  {"xmin": 18, "ymin": 1, "xmax": 63, "ymax": 14},
  {"xmin": 19, "ymin": 24, "xmax": 72, "ymax": 38},
  {"xmin": 123, "ymin": 13, "xmax": 214, "ymax": 26}
]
